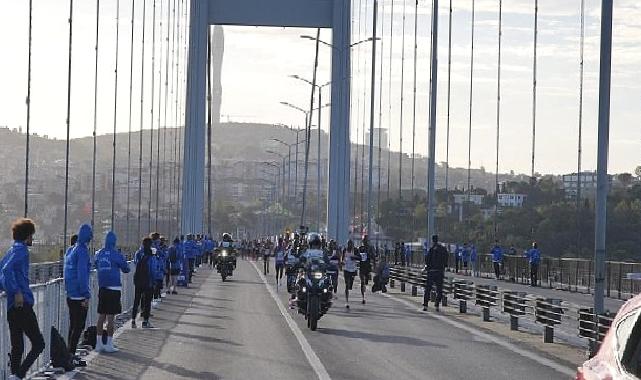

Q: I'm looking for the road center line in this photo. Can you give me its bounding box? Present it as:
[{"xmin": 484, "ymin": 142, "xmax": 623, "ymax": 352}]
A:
[
  {"xmin": 381, "ymin": 293, "xmax": 576, "ymax": 378},
  {"xmin": 250, "ymin": 261, "xmax": 331, "ymax": 380}
]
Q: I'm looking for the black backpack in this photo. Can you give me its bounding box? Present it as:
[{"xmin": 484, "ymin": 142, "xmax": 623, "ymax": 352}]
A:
[
  {"xmin": 82, "ymin": 326, "xmax": 97, "ymax": 349},
  {"xmin": 50, "ymin": 327, "xmax": 74, "ymax": 371}
]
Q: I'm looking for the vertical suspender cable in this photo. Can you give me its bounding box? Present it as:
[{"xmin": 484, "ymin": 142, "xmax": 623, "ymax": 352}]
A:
[
  {"xmin": 111, "ymin": 0, "xmax": 121, "ymax": 230},
  {"xmin": 361, "ymin": 0, "xmax": 370, "ymax": 228},
  {"xmin": 466, "ymin": 0, "xmax": 475, "ymax": 214},
  {"xmin": 410, "ymin": 0, "xmax": 418, "ymax": 204},
  {"xmin": 444, "ymin": 0, "xmax": 452, "ymax": 238},
  {"xmin": 155, "ymin": 0, "xmax": 164, "ymax": 232},
  {"xmin": 494, "ymin": 0, "xmax": 503, "ymax": 239},
  {"xmin": 387, "ymin": 0, "xmax": 395, "ymax": 200},
  {"xmin": 24, "ymin": 0, "xmax": 34, "ymax": 218},
  {"xmin": 531, "ymin": 0, "xmax": 538, "ymax": 180},
  {"xmin": 376, "ymin": 0, "xmax": 385, "ymax": 237},
  {"xmin": 173, "ymin": 0, "xmax": 181, "ymax": 236},
  {"xmin": 63, "ymin": 0, "xmax": 75, "ymax": 250},
  {"xmin": 162, "ymin": 0, "xmax": 172, "ymax": 235},
  {"xmin": 91, "ymin": 0, "xmax": 101, "ymax": 232},
  {"xmin": 207, "ymin": 28, "xmax": 213, "ymax": 236},
  {"xmin": 149, "ymin": 0, "xmax": 157, "ymax": 233},
  {"xmin": 177, "ymin": 0, "xmax": 188, "ymax": 234},
  {"xmin": 398, "ymin": 0, "xmax": 407, "ymax": 201},
  {"xmin": 138, "ymin": 0, "xmax": 148, "ymax": 241},
  {"xmin": 353, "ymin": 0, "xmax": 362, "ymax": 226},
  {"xmin": 126, "ymin": 0, "xmax": 137, "ymax": 247},
  {"xmin": 576, "ymin": 0, "xmax": 585, "ymax": 255}
]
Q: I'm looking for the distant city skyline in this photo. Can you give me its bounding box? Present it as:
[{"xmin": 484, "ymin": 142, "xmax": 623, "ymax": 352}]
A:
[{"xmin": 1, "ymin": 0, "xmax": 640, "ymax": 175}]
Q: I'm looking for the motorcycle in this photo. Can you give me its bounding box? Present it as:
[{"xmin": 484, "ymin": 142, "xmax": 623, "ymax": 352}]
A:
[
  {"xmin": 215, "ymin": 248, "xmax": 236, "ymax": 281},
  {"xmin": 296, "ymin": 262, "xmax": 332, "ymax": 331}
]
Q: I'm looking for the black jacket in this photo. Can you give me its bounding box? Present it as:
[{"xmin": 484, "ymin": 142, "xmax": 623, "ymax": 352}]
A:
[{"xmin": 425, "ymin": 243, "xmax": 448, "ymax": 272}]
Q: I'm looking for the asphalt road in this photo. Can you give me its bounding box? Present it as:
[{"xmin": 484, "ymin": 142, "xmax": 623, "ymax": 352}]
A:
[{"xmin": 71, "ymin": 259, "xmax": 577, "ymax": 380}]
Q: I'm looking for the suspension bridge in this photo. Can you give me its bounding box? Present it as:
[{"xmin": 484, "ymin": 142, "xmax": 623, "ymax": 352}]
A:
[{"xmin": 0, "ymin": 0, "xmax": 636, "ymax": 379}]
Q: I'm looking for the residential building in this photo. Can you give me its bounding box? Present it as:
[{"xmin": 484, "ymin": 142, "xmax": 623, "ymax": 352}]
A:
[{"xmin": 497, "ymin": 193, "xmax": 527, "ymax": 208}]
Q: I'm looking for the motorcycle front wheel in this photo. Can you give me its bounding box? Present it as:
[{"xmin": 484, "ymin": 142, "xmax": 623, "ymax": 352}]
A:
[{"xmin": 308, "ymin": 296, "xmax": 320, "ymax": 331}]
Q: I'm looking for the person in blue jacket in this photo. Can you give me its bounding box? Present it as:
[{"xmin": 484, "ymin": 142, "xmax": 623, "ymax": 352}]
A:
[
  {"xmin": 455, "ymin": 244, "xmax": 463, "ymax": 273},
  {"xmin": 183, "ymin": 234, "xmax": 197, "ymax": 283},
  {"xmin": 0, "ymin": 218, "xmax": 45, "ymax": 380},
  {"xmin": 94, "ymin": 231, "xmax": 130, "ymax": 353},
  {"xmin": 470, "ymin": 244, "xmax": 479, "ymax": 277},
  {"xmin": 150, "ymin": 232, "xmax": 165, "ymax": 303},
  {"xmin": 64, "ymin": 223, "xmax": 93, "ymax": 364},
  {"xmin": 491, "ymin": 240, "xmax": 503, "ymax": 280},
  {"xmin": 525, "ymin": 242, "xmax": 541, "ymax": 287},
  {"xmin": 132, "ymin": 238, "xmax": 157, "ymax": 328},
  {"xmin": 167, "ymin": 238, "xmax": 183, "ymax": 294}
]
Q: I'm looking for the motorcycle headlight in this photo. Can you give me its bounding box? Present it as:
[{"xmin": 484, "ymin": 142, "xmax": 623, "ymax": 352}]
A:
[
  {"xmin": 302, "ymin": 287, "xmax": 307, "ymax": 293},
  {"xmin": 323, "ymin": 288, "xmax": 328, "ymax": 293},
  {"xmin": 221, "ymin": 250, "xmax": 228, "ymax": 257},
  {"xmin": 313, "ymin": 272, "xmax": 323, "ymax": 280}
]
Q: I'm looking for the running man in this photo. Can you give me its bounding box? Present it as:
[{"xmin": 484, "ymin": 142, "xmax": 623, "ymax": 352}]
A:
[
  {"xmin": 358, "ymin": 235, "xmax": 374, "ymax": 305},
  {"xmin": 274, "ymin": 238, "xmax": 286, "ymax": 288},
  {"xmin": 342, "ymin": 240, "xmax": 358, "ymax": 309}
]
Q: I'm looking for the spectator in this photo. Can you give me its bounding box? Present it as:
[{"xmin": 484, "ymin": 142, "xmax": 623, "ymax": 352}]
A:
[
  {"xmin": 491, "ymin": 240, "xmax": 503, "ymax": 280},
  {"xmin": 184, "ymin": 234, "xmax": 197, "ymax": 283},
  {"xmin": 470, "ymin": 244, "xmax": 479, "ymax": 277},
  {"xmin": 400, "ymin": 242, "xmax": 406, "ymax": 266},
  {"xmin": 404, "ymin": 243, "xmax": 412, "ymax": 267},
  {"xmin": 526, "ymin": 242, "xmax": 541, "ymax": 287},
  {"xmin": 455, "ymin": 244, "xmax": 463, "ymax": 273},
  {"xmin": 64, "ymin": 223, "xmax": 93, "ymax": 367},
  {"xmin": 167, "ymin": 238, "xmax": 182, "ymax": 294},
  {"xmin": 394, "ymin": 241, "xmax": 400, "ymax": 265},
  {"xmin": 462, "ymin": 242, "xmax": 470, "ymax": 275},
  {"xmin": 132, "ymin": 238, "xmax": 157, "ymax": 328},
  {"xmin": 94, "ymin": 231, "xmax": 130, "ymax": 353},
  {"xmin": 150, "ymin": 233, "xmax": 165, "ymax": 305},
  {"xmin": 0, "ymin": 218, "xmax": 45, "ymax": 380}
]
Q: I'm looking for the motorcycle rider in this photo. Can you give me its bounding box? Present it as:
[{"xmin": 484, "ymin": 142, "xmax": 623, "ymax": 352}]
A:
[
  {"xmin": 358, "ymin": 235, "xmax": 374, "ymax": 305},
  {"xmin": 342, "ymin": 240, "xmax": 359, "ymax": 309},
  {"xmin": 326, "ymin": 240, "xmax": 340, "ymax": 298}
]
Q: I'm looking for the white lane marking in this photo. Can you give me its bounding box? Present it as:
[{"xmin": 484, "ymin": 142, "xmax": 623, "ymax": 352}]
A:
[
  {"xmin": 250, "ymin": 261, "xmax": 331, "ymax": 380},
  {"xmin": 381, "ymin": 293, "xmax": 575, "ymax": 378}
]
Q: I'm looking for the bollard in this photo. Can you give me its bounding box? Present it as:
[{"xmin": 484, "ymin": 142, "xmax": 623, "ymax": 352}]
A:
[
  {"xmin": 482, "ymin": 306, "xmax": 490, "ymax": 322},
  {"xmin": 510, "ymin": 315, "xmax": 519, "ymax": 331},
  {"xmin": 459, "ymin": 299, "xmax": 467, "ymax": 314},
  {"xmin": 544, "ymin": 326, "xmax": 554, "ymax": 343},
  {"xmin": 390, "ymin": 278, "xmax": 395, "ymax": 288},
  {"xmin": 411, "ymin": 285, "xmax": 418, "ymax": 297},
  {"xmin": 401, "ymin": 282, "xmax": 406, "ymax": 292}
]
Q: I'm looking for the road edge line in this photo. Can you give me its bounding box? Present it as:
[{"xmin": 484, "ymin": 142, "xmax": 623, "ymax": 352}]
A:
[{"xmin": 250, "ymin": 261, "xmax": 331, "ymax": 380}]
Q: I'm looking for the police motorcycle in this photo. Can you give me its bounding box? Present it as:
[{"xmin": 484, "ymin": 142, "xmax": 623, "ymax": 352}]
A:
[
  {"xmin": 295, "ymin": 233, "xmax": 333, "ymax": 331},
  {"xmin": 215, "ymin": 233, "xmax": 237, "ymax": 281}
]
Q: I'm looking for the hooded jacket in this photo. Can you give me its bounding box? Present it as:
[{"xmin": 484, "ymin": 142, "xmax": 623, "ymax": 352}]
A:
[
  {"xmin": 491, "ymin": 246, "xmax": 503, "ymax": 263},
  {"xmin": 526, "ymin": 248, "xmax": 541, "ymax": 265},
  {"xmin": 64, "ymin": 224, "xmax": 93, "ymax": 299},
  {"xmin": 134, "ymin": 246, "xmax": 158, "ymax": 289},
  {"xmin": 95, "ymin": 231, "xmax": 130, "ymax": 289},
  {"xmin": 1, "ymin": 241, "xmax": 35, "ymax": 310},
  {"xmin": 183, "ymin": 239, "xmax": 198, "ymax": 259}
]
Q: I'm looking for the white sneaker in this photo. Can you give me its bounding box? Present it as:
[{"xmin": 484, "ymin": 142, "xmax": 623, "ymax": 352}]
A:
[
  {"xmin": 95, "ymin": 338, "xmax": 104, "ymax": 353},
  {"xmin": 103, "ymin": 338, "xmax": 119, "ymax": 353}
]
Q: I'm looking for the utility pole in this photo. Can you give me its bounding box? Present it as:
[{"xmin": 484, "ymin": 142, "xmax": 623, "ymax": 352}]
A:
[
  {"xmin": 594, "ymin": 0, "xmax": 613, "ymax": 315},
  {"xmin": 367, "ymin": 0, "xmax": 378, "ymax": 236}
]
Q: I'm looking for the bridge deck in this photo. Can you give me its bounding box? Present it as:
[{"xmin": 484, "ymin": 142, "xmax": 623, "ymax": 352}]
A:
[{"xmin": 71, "ymin": 260, "xmax": 577, "ymax": 380}]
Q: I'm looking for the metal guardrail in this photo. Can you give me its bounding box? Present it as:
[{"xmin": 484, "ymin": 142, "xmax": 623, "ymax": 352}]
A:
[
  {"xmin": 388, "ymin": 265, "xmax": 614, "ymax": 352},
  {"xmin": 383, "ymin": 248, "xmax": 641, "ymax": 301},
  {"xmin": 0, "ymin": 263, "xmax": 135, "ymax": 380}
]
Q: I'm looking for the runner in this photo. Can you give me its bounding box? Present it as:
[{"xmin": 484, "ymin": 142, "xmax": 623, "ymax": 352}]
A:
[
  {"xmin": 358, "ymin": 235, "xmax": 374, "ymax": 305},
  {"xmin": 326, "ymin": 239, "xmax": 340, "ymax": 299},
  {"xmin": 341, "ymin": 240, "xmax": 358, "ymax": 309},
  {"xmin": 274, "ymin": 238, "xmax": 286, "ymax": 288}
]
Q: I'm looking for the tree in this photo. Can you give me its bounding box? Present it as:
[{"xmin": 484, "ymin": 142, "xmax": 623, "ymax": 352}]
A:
[{"xmin": 618, "ymin": 173, "xmax": 633, "ymax": 186}]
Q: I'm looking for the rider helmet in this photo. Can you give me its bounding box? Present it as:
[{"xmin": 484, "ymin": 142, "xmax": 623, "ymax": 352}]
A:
[
  {"xmin": 307, "ymin": 233, "xmax": 322, "ymax": 249},
  {"xmin": 222, "ymin": 233, "xmax": 233, "ymax": 242}
]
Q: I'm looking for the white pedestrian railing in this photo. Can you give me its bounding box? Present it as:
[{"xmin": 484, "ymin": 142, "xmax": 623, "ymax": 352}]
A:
[{"xmin": 0, "ymin": 263, "xmax": 135, "ymax": 380}]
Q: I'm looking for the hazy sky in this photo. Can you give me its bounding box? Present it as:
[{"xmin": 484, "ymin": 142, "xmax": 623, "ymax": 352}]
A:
[{"xmin": 0, "ymin": 0, "xmax": 640, "ymax": 175}]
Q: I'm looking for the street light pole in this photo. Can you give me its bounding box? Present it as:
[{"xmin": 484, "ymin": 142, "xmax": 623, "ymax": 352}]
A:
[
  {"xmin": 594, "ymin": 0, "xmax": 613, "ymax": 316},
  {"xmin": 367, "ymin": 0, "xmax": 378, "ymax": 237}
]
